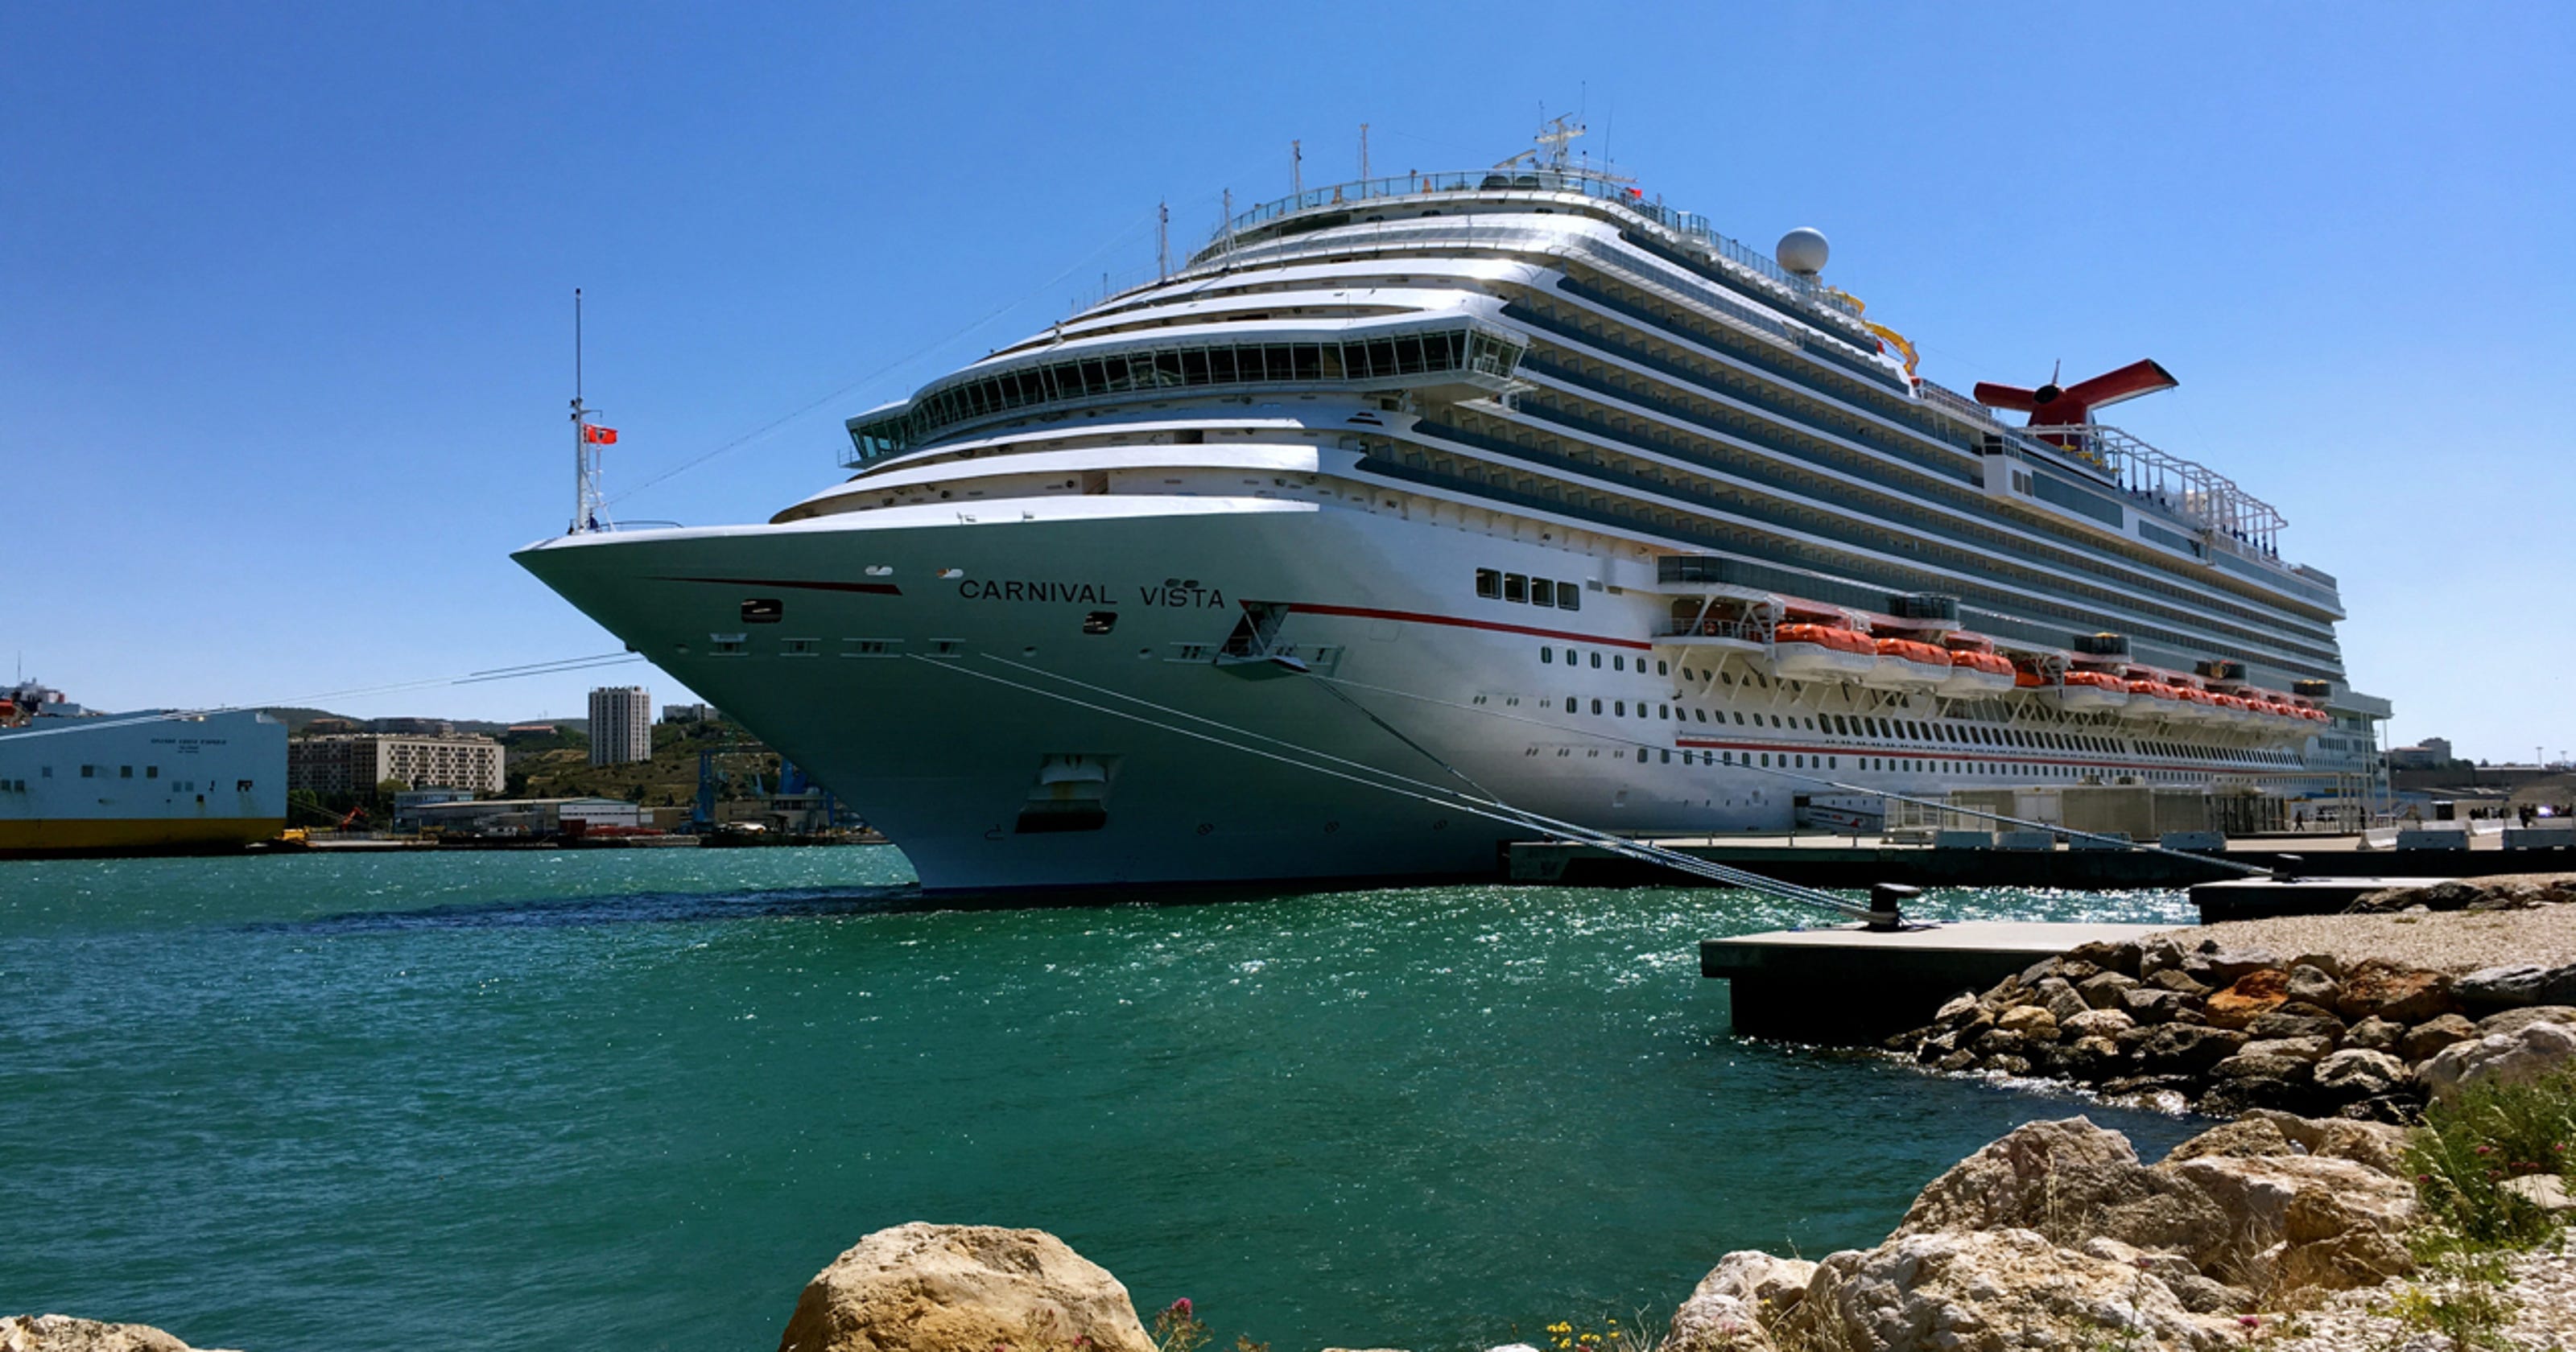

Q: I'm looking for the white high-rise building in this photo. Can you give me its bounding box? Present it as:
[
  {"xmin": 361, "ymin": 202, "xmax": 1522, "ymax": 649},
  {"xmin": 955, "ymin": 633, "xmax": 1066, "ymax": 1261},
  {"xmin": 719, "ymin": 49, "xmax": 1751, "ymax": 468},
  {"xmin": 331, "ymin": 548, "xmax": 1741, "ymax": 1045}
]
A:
[{"xmin": 588, "ymin": 686, "xmax": 653, "ymax": 765}]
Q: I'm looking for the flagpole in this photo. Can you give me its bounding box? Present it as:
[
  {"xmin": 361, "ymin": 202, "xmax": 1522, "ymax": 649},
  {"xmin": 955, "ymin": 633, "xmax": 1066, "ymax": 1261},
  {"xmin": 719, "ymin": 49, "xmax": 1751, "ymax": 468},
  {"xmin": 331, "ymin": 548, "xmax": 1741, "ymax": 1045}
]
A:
[{"xmin": 572, "ymin": 288, "xmax": 585, "ymax": 534}]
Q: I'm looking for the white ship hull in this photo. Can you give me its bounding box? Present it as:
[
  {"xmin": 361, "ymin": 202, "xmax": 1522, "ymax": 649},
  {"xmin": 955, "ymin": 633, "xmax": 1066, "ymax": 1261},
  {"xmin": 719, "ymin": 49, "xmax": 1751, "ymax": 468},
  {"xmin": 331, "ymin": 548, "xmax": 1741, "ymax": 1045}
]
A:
[{"xmin": 521, "ymin": 494, "xmax": 2329, "ymax": 892}]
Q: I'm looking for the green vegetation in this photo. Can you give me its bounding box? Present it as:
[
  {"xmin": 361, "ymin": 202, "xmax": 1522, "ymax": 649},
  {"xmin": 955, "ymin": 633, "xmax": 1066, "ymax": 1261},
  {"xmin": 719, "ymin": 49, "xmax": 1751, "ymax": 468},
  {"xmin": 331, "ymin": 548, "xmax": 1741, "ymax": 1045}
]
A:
[
  {"xmin": 2406, "ymin": 1069, "xmax": 2576, "ymax": 1251},
  {"xmin": 505, "ymin": 719, "xmax": 779, "ymax": 809},
  {"xmin": 2378, "ymin": 1068, "xmax": 2576, "ymax": 1348}
]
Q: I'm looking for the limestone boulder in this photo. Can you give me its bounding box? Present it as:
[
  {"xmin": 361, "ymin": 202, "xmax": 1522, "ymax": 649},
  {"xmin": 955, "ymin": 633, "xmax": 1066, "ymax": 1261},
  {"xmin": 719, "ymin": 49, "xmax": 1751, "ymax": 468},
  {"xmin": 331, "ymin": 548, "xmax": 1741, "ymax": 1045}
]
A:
[
  {"xmin": 2272, "ymin": 1190, "xmax": 2416, "ymax": 1291},
  {"xmin": 2062, "ymin": 1008, "xmax": 2135, "ymax": 1041},
  {"xmin": 1996, "ymin": 1004, "xmax": 2057, "ymax": 1040},
  {"xmin": 2501, "ymin": 1175, "xmax": 2576, "ymax": 1214},
  {"xmin": 2134, "ymin": 1024, "xmax": 2247, "ymax": 1076},
  {"xmin": 2161, "ymin": 1117, "xmax": 2293, "ymax": 1164},
  {"xmin": 2068, "ymin": 938, "xmax": 2144, "ymax": 978},
  {"xmin": 2418, "ymin": 1020, "xmax": 2576, "ymax": 1103},
  {"xmin": 2282, "ymin": 964, "xmax": 2339, "ymax": 1005},
  {"xmin": 2344, "ymin": 1016, "xmax": 2404, "ymax": 1052},
  {"xmin": 1891, "ymin": 1117, "xmax": 2231, "ymax": 1266},
  {"xmin": 2334, "ymin": 960, "xmax": 2455, "ymax": 1024},
  {"xmin": 2238, "ymin": 1111, "xmax": 2413, "ymax": 1177},
  {"xmin": 2237, "ymin": 1036, "xmax": 2332, "ymax": 1063},
  {"xmin": 2146, "ymin": 968, "xmax": 2211, "ymax": 997},
  {"xmin": 1661, "ymin": 1292, "xmax": 1773, "ymax": 1352},
  {"xmin": 2186, "ymin": 946, "xmax": 2284, "ymax": 986},
  {"xmin": 1777, "ymin": 1229, "xmax": 2230, "ymax": 1352},
  {"xmin": 1680, "ymin": 1251, "xmax": 1817, "ymax": 1322},
  {"xmin": 2454, "ymin": 962, "xmax": 2576, "ymax": 1010},
  {"xmin": 0, "ymin": 1317, "xmax": 225, "ymax": 1352},
  {"xmin": 2397, "ymin": 1014, "xmax": 2480, "ymax": 1063},
  {"xmin": 2202, "ymin": 970, "xmax": 2289, "ymax": 1029},
  {"xmin": 2245, "ymin": 1008, "xmax": 2344, "ymax": 1043},
  {"xmin": 2161, "ymin": 1153, "xmax": 2415, "ymax": 1269},
  {"xmin": 2475, "ymin": 1005, "xmax": 2576, "ymax": 1038},
  {"xmin": 2120, "ymin": 988, "xmax": 2193, "ymax": 1024},
  {"xmin": 2077, "ymin": 971, "xmax": 2138, "ymax": 1009},
  {"xmin": 2310, "ymin": 1048, "xmax": 2409, "ymax": 1100},
  {"xmin": 777, "ymin": 1224, "xmax": 1159, "ymax": 1352}
]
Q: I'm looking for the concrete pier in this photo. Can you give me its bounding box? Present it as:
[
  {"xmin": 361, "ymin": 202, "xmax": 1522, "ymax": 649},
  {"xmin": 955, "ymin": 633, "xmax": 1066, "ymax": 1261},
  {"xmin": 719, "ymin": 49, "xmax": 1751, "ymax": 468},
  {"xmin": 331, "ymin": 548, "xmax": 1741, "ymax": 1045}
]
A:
[
  {"xmin": 1702, "ymin": 921, "xmax": 2166, "ymax": 1044},
  {"xmin": 1516, "ymin": 831, "xmax": 2573, "ymax": 891}
]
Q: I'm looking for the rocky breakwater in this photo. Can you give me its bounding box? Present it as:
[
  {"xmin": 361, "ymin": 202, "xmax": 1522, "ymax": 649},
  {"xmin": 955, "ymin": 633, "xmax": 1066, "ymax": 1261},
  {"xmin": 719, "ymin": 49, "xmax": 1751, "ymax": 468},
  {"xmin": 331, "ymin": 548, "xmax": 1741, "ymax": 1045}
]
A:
[{"xmin": 1889, "ymin": 875, "xmax": 2576, "ymax": 1119}]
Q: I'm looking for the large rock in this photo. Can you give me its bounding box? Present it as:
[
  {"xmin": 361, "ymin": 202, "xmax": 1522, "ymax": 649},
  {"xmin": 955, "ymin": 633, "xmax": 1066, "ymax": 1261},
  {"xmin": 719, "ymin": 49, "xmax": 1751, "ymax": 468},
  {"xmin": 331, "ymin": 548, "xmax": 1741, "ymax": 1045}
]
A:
[
  {"xmin": 2120, "ymin": 988, "xmax": 2193, "ymax": 1024},
  {"xmin": 1661, "ymin": 1292, "xmax": 1773, "ymax": 1352},
  {"xmin": 2343, "ymin": 1016, "xmax": 2404, "ymax": 1052},
  {"xmin": 2186, "ymin": 946, "xmax": 2283, "ymax": 986},
  {"xmin": 1891, "ymin": 1118, "xmax": 2231, "ymax": 1265},
  {"xmin": 2238, "ymin": 1111, "xmax": 2412, "ymax": 1177},
  {"xmin": 2061, "ymin": 1008, "xmax": 2135, "ymax": 1040},
  {"xmin": 1686, "ymin": 1251, "xmax": 1818, "ymax": 1314},
  {"xmin": 1666, "ymin": 1251, "xmax": 1813, "ymax": 1351},
  {"xmin": 2161, "ymin": 1153, "xmax": 2415, "ymax": 1270},
  {"xmin": 2311, "ymin": 1048, "xmax": 2409, "ymax": 1100},
  {"xmin": 2281, "ymin": 964, "xmax": 2340, "ymax": 1005},
  {"xmin": 2161, "ymin": 1117, "xmax": 2293, "ymax": 1164},
  {"xmin": 2395, "ymin": 1014, "xmax": 2478, "ymax": 1063},
  {"xmin": 1996, "ymin": 1005, "xmax": 2057, "ymax": 1040},
  {"xmin": 0, "ymin": 1318, "xmax": 221, "ymax": 1352},
  {"xmin": 1777, "ymin": 1229, "xmax": 2230, "ymax": 1352},
  {"xmin": 2272, "ymin": 1191, "xmax": 2415, "ymax": 1291},
  {"xmin": 2202, "ymin": 970, "xmax": 2290, "ymax": 1029},
  {"xmin": 2334, "ymin": 960, "xmax": 2454, "ymax": 1024},
  {"xmin": 2134, "ymin": 1024, "xmax": 2248, "ymax": 1076},
  {"xmin": 2453, "ymin": 962, "xmax": 2576, "ymax": 1010},
  {"xmin": 778, "ymin": 1224, "xmax": 1159, "ymax": 1352},
  {"xmin": 2237, "ymin": 1036, "xmax": 2333, "ymax": 1063},
  {"xmin": 2417, "ymin": 1020, "xmax": 2576, "ymax": 1103},
  {"xmin": 2476, "ymin": 1005, "xmax": 2576, "ymax": 1038}
]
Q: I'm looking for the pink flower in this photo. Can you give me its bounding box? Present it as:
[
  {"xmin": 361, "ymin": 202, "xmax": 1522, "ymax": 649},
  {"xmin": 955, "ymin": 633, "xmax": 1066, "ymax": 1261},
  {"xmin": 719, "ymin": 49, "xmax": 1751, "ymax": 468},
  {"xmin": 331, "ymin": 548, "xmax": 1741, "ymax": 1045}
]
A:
[
  {"xmin": 2238, "ymin": 1315, "xmax": 2261, "ymax": 1329},
  {"xmin": 1167, "ymin": 1299, "xmax": 1193, "ymax": 1319}
]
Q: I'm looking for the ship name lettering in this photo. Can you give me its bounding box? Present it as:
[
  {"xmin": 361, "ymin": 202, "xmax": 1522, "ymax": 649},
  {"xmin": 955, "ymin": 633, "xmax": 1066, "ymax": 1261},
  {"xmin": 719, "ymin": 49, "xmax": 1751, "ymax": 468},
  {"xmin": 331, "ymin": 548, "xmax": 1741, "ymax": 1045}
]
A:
[
  {"xmin": 958, "ymin": 579, "xmax": 1113, "ymax": 604},
  {"xmin": 1138, "ymin": 585, "xmax": 1224, "ymax": 608}
]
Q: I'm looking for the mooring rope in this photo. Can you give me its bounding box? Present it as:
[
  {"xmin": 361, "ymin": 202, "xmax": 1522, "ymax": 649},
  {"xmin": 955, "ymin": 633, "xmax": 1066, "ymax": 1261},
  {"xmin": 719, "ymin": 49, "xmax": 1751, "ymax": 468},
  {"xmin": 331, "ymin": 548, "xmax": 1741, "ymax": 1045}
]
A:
[{"xmin": 939, "ymin": 654, "xmax": 1876, "ymax": 919}]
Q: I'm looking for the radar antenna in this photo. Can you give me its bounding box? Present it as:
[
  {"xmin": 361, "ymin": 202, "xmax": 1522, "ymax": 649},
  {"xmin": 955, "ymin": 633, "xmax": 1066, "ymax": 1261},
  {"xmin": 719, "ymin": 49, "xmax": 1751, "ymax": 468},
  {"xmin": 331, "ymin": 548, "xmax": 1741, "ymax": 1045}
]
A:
[{"xmin": 1495, "ymin": 112, "xmax": 1587, "ymax": 171}]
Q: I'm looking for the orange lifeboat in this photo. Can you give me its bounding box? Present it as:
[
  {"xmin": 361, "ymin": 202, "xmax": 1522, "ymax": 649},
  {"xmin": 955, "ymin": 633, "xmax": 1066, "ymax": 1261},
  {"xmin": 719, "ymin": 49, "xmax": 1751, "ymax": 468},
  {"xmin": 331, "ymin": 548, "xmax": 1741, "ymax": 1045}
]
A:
[
  {"xmin": 1937, "ymin": 647, "xmax": 2017, "ymax": 697},
  {"xmin": 2054, "ymin": 669, "xmax": 2130, "ymax": 711},
  {"xmin": 1865, "ymin": 637, "xmax": 1955, "ymax": 690},
  {"xmin": 1770, "ymin": 622, "xmax": 1879, "ymax": 680}
]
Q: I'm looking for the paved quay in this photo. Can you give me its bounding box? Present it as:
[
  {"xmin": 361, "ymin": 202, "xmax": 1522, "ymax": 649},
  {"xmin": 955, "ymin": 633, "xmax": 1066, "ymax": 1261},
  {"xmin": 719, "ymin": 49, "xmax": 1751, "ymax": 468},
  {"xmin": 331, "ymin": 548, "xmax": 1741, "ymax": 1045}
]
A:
[
  {"xmin": 1513, "ymin": 829, "xmax": 2576, "ymax": 891},
  {"xmin": 1702, "ymin": 920, "xmax": 2164, "ymax": 1042}
]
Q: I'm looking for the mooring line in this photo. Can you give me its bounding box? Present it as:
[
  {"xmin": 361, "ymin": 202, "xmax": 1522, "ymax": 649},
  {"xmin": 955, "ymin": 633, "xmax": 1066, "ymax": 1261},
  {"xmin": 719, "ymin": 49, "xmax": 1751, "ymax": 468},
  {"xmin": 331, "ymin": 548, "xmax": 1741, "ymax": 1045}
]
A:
[
  {"xmin": 945, "ymin": 655, "xmax": 1874, "ymax": 918},
  {"xmin": 1303, "ymin": 670, "xmax": 2273, "ymax": 878}
]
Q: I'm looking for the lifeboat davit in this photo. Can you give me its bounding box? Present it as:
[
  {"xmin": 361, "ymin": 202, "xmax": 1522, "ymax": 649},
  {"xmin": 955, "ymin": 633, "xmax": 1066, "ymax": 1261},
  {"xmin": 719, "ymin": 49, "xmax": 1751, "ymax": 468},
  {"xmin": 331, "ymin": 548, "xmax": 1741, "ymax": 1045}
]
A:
[
  {"xmin": 2054, "ymin": 669, "xmax": 2130, "ymax": 711},
  {"xmin": 1865, "ymin": 637, "xmax": 1955, "ymax": 690},
  {"xmin": 1770, "ymin": 623, "xmax": 1878, "ymax": 680},
  {"xmin": 1937, "ymin": 648, "xmax": 2017, "ymax": 698}
]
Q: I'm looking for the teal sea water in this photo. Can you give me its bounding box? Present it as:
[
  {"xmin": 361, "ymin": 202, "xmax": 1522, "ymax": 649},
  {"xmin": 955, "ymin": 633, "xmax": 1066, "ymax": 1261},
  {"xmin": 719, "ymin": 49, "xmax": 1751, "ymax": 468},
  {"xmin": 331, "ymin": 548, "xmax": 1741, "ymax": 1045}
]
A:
[{"xmin": 2, "ymin": 849, "xmax": 2203, "ymax": 1351}]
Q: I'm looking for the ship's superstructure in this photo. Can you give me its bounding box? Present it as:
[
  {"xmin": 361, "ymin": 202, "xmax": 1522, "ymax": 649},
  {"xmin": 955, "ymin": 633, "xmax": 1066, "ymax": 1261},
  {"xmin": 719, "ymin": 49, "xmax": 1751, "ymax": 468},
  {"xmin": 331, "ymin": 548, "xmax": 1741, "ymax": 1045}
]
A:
[
  {"xmin": 0, "ymin": 681, "xmax": 287, "ymax": 856},
  {"xmin": 518, "ymin": 128, "xmax": 2389, "ymax": 891}
]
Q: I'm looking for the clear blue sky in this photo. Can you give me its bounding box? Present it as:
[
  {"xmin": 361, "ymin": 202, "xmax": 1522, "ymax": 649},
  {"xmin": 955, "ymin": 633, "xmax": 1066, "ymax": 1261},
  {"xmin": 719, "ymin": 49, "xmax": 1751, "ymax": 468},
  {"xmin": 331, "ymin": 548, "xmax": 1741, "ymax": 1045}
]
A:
[{"xmin": 6, "ymin": 2, "xmax": 2569, "ymax": 760}]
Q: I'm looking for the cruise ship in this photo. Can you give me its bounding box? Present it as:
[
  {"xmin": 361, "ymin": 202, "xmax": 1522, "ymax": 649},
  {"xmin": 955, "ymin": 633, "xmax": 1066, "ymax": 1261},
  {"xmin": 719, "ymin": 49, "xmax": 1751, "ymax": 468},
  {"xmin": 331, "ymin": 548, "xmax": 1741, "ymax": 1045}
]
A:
[
  {"xmin": 517, "ymin": 126, "xmax": 2389, "ymax": 892},
  {"xmin": 0, "ymin": 681, "xmax": 288, "ymax": 856}
]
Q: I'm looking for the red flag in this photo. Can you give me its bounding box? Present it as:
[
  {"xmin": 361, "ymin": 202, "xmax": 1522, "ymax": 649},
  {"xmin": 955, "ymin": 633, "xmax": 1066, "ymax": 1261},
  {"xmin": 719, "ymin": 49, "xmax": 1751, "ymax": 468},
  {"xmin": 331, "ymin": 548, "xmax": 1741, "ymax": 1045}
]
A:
[{"xmin": 582, "ymin": 425, "xmax": 619, "ymax": 445}]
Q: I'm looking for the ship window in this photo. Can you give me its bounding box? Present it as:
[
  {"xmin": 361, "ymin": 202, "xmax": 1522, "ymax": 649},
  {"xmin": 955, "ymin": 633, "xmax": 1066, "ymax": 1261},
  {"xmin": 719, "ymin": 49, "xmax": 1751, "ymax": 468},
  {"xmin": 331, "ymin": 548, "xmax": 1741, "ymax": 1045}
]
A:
[
  {"xmin": 121, "ymin": 765, "xmax": 133, "ymax": 778},
  {"xmin": 1661, "ymin": 750, "xmax": 1671, "ymax": 765},
  {"xmin": 1476, "ymin": 568, "xmax": 1501, "ymax": 599},
  {"xmin": 1541, "ymin": 647, "xmax": 1553, "ymax": 663},
  {"xmin": 1558, "ymin": 583, "xmax": 1579, "ymax": 612},
  {"xmin": 1529, "ymin": 579, "xmax": 1555, "ymax": 607},
  {"xmin": 1657, "ymin": 661, "xmax": 1669, "ymax": 675},
  {"xmin": 1612, "ymin": 656, "xmax": 1625, "ymax": 672},
  {"xmin": 1659, "ymin": 705, "xmax": 1670, "ymax": 719},
  {"xmin": 1591, "ymin": 699, "xmax": 1603, "ymax": 715},
  {"xmin": 1503, "ymin": 574, "xmax": 1528, "ymax": 603},
  {"xmin": 1590, "ymin": 653, "xmax": 1601, "ymax": 669},
  {"xmin": 147, "ymin": 765, "xmax": 159, "ymax": 778},
  {"xmin": 1732, "ymin": 711, "xmax": 1744, "ymax": 724},
  {"xmin": 1565, "ymin": 697, "xmax": 1577, "ymax": 711},
  {"xmin": 741, "ymin": 598, "xmax": 784, "ymax": 624},
  {"xmin": 1695, "ymin": 709, "xmax": 1707, "ymax": 722},
  {"xmin": 1761, "ymin": 754, "xmax": 1770, "ymax": 767}
]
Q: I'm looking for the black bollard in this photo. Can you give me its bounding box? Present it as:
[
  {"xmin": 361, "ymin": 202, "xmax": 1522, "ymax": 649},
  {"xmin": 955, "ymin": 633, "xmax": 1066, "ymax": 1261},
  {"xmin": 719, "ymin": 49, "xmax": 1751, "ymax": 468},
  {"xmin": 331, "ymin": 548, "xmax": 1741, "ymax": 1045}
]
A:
[
  {"xmin": 2272, "ymin": 853, "xmax": 2304, "ymax": 883},
  {"xmin": 1866, "ymin": 882, "xmax": 1921, "ymax": 932}
]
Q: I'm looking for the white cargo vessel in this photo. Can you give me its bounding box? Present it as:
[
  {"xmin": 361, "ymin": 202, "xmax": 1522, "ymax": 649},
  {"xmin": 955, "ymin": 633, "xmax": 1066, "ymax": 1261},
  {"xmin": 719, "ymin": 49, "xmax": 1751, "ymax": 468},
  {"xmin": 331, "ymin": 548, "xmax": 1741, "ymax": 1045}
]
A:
[
  {"xmin": 518, "ymin": 126, "xmax": 2388, "ymax": 892},
  {"xmin": 0, "ymin": 681, "xmax": 287, "ymax": 856}
]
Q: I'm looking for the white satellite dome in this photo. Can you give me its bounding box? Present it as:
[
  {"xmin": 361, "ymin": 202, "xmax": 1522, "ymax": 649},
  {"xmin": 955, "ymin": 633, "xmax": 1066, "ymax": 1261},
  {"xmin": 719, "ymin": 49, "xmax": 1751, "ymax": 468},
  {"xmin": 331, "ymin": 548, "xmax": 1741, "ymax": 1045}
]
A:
[{"xmin": 1775, "ymin": 227, "xmax": 1830, "ymax": 277}]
